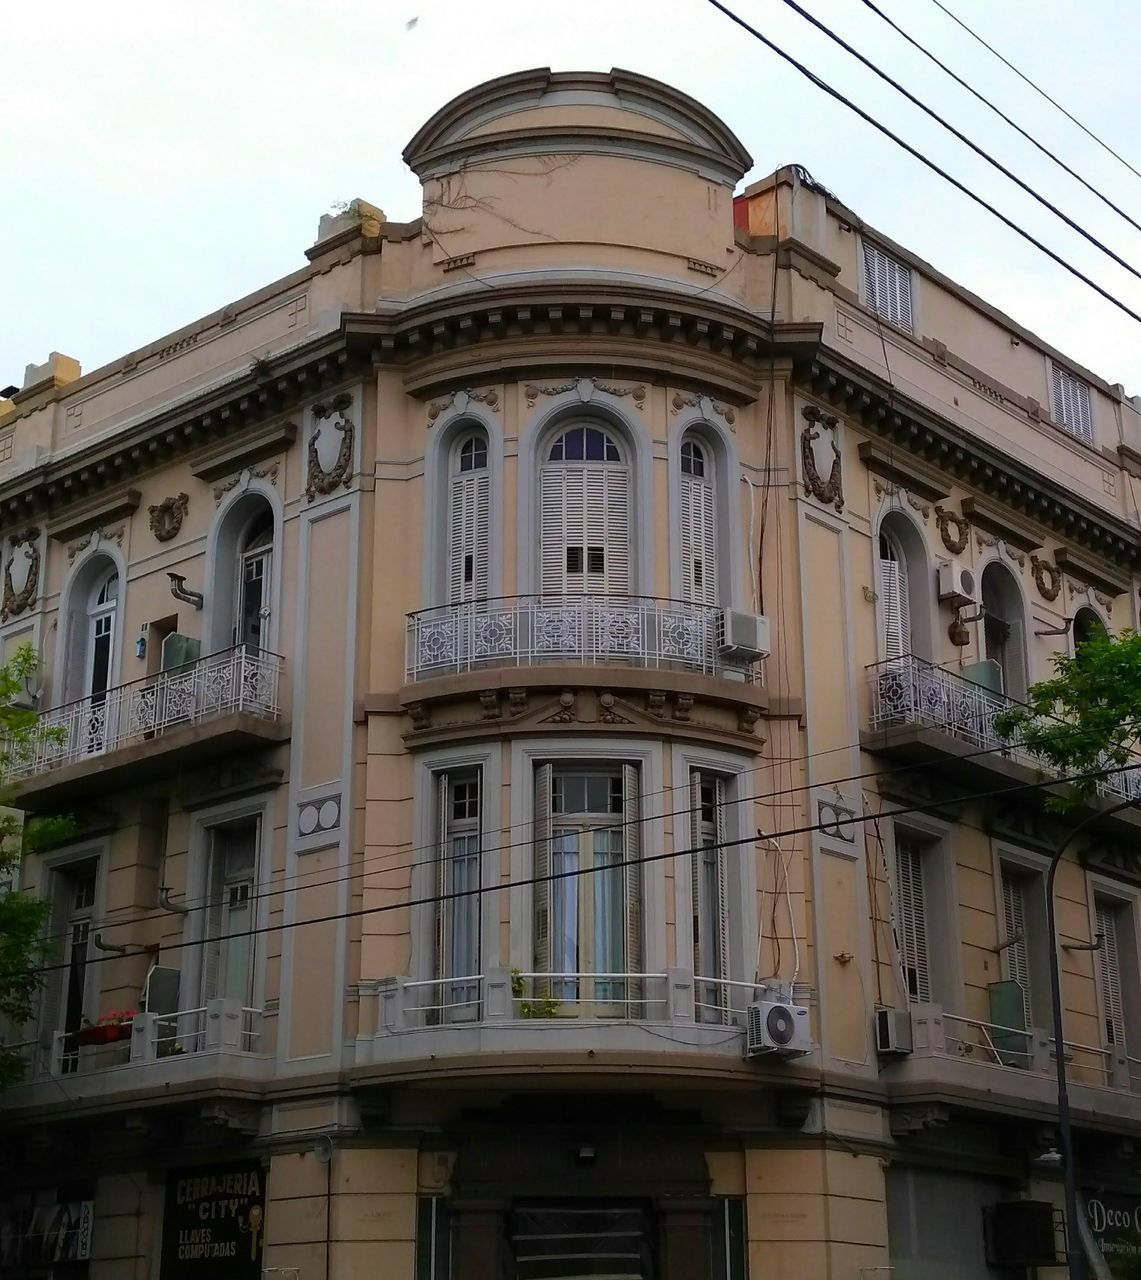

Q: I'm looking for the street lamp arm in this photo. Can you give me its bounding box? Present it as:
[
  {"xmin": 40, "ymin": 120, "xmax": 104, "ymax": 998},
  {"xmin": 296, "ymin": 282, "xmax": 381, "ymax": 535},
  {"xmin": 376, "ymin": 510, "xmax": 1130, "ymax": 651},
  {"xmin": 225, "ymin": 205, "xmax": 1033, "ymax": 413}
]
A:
[{"xmin": 1047, "ymin": 797, "xmax": 1138, "ymax": 1280}]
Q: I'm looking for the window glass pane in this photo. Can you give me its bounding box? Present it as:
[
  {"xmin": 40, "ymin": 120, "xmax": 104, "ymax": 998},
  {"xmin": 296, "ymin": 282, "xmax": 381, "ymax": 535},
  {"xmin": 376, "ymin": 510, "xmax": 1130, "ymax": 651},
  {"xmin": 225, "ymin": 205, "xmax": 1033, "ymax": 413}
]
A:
[
  {"xmin": 552, "ymin": 831, "xmax": 580, "ymax": 995},
  {"xmin": 566, "ymin": 546, "xmax": 583, "ymax": 574},
  {"xmin": 594, "ymin": 831, "xmax": 626, "ymax": 996}
]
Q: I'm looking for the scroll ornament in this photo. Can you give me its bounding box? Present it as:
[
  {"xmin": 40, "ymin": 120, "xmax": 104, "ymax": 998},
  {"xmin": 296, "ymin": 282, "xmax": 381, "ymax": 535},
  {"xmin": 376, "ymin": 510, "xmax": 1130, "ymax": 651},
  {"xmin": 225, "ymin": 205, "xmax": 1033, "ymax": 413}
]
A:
[
  {"xmin": 800, "ymin": 407, "xmax": 843, "ymax": 512},
  {"xmin": 306, "ymin": 393, "xmax": 354, "ymax": 502}
]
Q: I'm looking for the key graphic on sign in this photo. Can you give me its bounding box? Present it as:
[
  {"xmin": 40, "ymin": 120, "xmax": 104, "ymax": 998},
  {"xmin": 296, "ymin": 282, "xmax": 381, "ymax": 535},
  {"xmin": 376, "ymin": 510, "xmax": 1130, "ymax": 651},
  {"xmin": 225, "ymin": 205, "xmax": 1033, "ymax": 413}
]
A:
[{"xmin": 238, "ymin": 1204, "xmax": 263, "ymax": 1260}]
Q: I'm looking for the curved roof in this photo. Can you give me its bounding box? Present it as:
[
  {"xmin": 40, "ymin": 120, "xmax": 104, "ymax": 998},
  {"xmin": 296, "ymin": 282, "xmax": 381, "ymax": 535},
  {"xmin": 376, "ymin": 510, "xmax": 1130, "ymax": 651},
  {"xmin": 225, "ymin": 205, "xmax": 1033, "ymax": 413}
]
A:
[{"xmin": 404, "ymin": 68, "xmax": 753, "ymax": 187}]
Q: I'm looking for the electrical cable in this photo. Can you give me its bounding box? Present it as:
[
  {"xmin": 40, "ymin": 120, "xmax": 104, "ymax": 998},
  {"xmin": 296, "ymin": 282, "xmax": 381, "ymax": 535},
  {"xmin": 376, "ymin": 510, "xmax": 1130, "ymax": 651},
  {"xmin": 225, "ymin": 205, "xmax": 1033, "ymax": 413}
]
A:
[
  {"xmin": 43, "ymin": 705, "xmax": 1141, "ymax": 950},
  {"xmin": 771, "ymin": 0, "xmax": 1141, "ymax": 286},
  {"xmin": 854, "ymin": 0, "xmax": 1141, "ymax": 239},
  {"xmin": 23, "ymin": 755, "xmax": 1141, "ymax": 981},
  {"xmin": 703, "ymin": 0, "xmax": 1141, "ymax": 328},
  {"xmin": 925, "ymin": 0, "xmax": 1141, "ymax": 187}
]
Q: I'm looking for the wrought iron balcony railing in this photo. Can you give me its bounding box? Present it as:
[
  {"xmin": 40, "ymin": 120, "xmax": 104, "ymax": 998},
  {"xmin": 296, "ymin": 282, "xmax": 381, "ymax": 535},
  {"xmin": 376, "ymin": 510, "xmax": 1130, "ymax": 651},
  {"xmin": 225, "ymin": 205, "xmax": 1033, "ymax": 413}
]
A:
[
  {"xmin": 867, "ymin": 653, "xmax": 1141, "ymax": 802},
  {"xmin": 405, "ymin": 595, "xmax": 759, "ymax": 682},
  {"xmin": 9, "ymin": 645, "xmax": 283, "ymax": 781}
]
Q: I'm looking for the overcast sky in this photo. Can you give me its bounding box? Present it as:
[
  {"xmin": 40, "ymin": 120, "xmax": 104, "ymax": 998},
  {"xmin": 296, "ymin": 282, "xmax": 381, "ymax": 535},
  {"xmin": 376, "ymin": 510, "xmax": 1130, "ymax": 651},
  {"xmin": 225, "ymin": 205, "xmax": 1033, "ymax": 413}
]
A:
[{"xmin": 5, "ymin": 0, "xmax": 1141, "ymax": 393}]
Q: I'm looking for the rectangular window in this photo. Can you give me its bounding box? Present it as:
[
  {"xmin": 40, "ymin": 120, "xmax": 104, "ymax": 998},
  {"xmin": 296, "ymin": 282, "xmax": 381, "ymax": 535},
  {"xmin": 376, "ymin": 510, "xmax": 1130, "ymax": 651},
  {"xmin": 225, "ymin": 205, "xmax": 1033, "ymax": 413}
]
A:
[
  {"xmin": 691, "ymin": 772, "xmax": 730, "ymax": 1024},
  {"xmin": 586, "ymin": 546, "xmax": 605, "ymax": 575},
  {"xmin": 534, "ymin": 763, "xmax": 641, "ymax": 1009},
  {"xmin": 202, "ymin": 818, "xmax": 258, "ymax": 1007},
  {"xmin": 1097, "ymin": 900, "xmax": 1127, "ymax": 1049},
  {"xmin": 711, "ymin": 1198, "xmax": 749, "ymax": 1280},
  {"xmin": 1000, "ymin": 868, "xmax": 1033, "ymax": 1031},
  {"xmin": 565, "ymin": 546, "xmax": 583, "ymax": 575},
  {"xmin": 1050, "ymin": 362, "xmax": 1094, "ymax": 444},
  {"xmin": 41, "ymin": 859, "xmax": 99, "ymax": 1075},
  {"xmin": 894, "ymin": 835, "xmax": 930, "ymax": 1004},
  {"xmin": 433, "ymin": 771, "xmax": 481, "ymax": 1018},
  {"xmin": 416, "ymin": 1196, "xmax": 452, "ymax": 1280},
  {"xmin": 861, "ymin": 241, "xmax": 913, "ymax": 332}
]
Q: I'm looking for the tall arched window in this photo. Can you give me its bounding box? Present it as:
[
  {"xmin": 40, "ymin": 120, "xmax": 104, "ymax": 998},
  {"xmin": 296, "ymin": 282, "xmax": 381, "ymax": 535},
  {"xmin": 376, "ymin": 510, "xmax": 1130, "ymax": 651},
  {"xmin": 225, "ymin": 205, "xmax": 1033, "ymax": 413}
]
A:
[
  {"xmin": 878, "ymin": 528, "xmax": 911, "ymax": 659},
  {"xmin": 680, "ymin": 434, "xmax": 716, "ymax": 606},
  {"xmin": 448, "ymin": 431, "xmax": 490, "ymax": 604},
  {"xmin": 540, "ymin": 424, "xmax": 630, "ymax": 597},
  {"xmin": 981, "ymin": 562, "xmax": 1027, "ymax": 698},
  {"xmin": 236, "ymin": 510, "xmax": 273, "ymax": 651},
  {"xmin": 86, "ymin": 568, "xmax": 119, "ymax": 706},
  {"xmin": 1073, "ymin": 606, "xmax": 1107, "ymax": 649},
  {"xmin": 60, "ymin": 554, "xmax": 122, "ymax": 711}
]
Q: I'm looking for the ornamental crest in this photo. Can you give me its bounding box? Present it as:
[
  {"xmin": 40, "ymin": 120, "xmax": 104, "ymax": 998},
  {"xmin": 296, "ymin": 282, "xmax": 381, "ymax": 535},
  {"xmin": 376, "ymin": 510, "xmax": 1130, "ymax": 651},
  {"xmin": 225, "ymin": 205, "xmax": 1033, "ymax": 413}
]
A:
[
  {"xmin": 1, "ymin": 527, "xmax": 40, "ymax": 622},
  {"xmin": 148, "ymin": 493, "xmax": 189, "ymax": 543},
  {"xmin": 800, "ymin": 406, "xmax": 843, "ymax": 512},
  {"xmin": 306, "ymin": 393, "xmax": 355, "ymax": 502}
]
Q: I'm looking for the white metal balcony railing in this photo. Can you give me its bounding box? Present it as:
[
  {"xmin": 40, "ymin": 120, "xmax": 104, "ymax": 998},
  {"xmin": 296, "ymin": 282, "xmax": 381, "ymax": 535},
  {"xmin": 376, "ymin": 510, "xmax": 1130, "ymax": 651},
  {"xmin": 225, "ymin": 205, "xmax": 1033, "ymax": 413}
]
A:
[
  {"xmin": 867, "ymin": 654, "xmax": 1141, "ymax": 803},
  {"xmin": 29, "ymin": 1000, "xmax": 265, "ymax": 1081},
  {"xmin": 405, "ymin": 595, "xmax": 759, "ymax": 683},
  {"xmin": 9, "ymin": 645, "xmax": 283, "ymax": 780}
]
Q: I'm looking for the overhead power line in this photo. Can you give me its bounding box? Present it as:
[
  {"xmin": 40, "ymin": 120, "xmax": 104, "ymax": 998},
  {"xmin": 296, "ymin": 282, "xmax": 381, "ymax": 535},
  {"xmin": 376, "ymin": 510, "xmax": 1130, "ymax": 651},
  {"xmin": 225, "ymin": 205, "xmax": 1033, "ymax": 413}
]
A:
[
  {"xmin": 703, "ymin": 0, "xmax": 1141, "ymax": 328},
  {"xmin": 24, "ymin": 757, "xmax": 1141, "ymax": 980},
  {"xmin": 926, "ymin": 0, "xmax": 1141, "ymax": 186},
  {"xmin": 769, "ymin": 0, "xmax": 1141, "ymax": 287},
  {"xmin": 855, "ymin": 0, "xmax": 1141, "ymax": 239}
]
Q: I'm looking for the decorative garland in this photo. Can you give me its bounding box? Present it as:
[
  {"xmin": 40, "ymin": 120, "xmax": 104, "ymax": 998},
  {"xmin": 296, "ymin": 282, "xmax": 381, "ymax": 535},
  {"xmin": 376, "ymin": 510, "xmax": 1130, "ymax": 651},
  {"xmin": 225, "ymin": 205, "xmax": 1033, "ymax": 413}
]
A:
[
  {"xmin": 1030, "ymin": 554, "xmax": 1062, "ymax": 602},
  {"xmin": 307, "ymin": 393, "xmax": 355, "ymax": 502},
  {"xmin": 800, "ymin": 407, "xmax": 844, "ymax": 512},
  {"xmin": 148, "ymin": 493, "xmax": 188, "ymax": 543},
  {"xmin": 934, "ymin": 505, "xmax": 969, "ymax": 555},
  {"xmin": 1, "ymin": 528, "xmax": 40, "ymax": 622}
]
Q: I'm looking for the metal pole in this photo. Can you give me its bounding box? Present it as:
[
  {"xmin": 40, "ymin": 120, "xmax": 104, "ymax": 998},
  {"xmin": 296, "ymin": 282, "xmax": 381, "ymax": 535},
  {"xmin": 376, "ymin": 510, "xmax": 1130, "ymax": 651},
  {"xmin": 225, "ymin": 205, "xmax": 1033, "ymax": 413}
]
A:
[{"xmin": 1046, "ymin": 798, "xmax": 1135, "ymax": 1280}]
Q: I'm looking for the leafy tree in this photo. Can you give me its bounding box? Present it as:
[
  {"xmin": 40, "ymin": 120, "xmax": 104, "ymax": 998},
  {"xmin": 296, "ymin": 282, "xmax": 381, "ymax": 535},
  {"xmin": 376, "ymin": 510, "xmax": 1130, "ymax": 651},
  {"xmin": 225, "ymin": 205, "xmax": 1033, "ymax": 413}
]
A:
[
  {"xmin": 993, "ymin": 627, "xmax": 1141, "ymax": 810},
  {"xmin": 0, "ymin": 645, "xmax": 72, "ymax": 1088}
]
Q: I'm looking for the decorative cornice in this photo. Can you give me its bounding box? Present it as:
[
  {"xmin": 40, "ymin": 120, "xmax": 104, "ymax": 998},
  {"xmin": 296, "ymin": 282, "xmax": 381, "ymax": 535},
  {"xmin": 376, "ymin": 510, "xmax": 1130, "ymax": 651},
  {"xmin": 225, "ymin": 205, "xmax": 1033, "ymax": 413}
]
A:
[
  {"xmin": 46, "ymin": 489, "xmax": 140, "ymax": 544},
  {"xmin": 799, "ymin": 353, "xmax": 1141, "ymax": 571},
  {"xmin": 190, "ymin": 420, "xmax": 298, "ymax": 485},
  {"xmin": 959, "ymin": 496, "xmax": 1043, "ymax": 553},
  {"xmin": 858, "ymin": 441, "xmax": 949, "ymax": 503},
  {"xmin": 1054, "ymin": 545, "xmax": 1130, "ymax": 597}
]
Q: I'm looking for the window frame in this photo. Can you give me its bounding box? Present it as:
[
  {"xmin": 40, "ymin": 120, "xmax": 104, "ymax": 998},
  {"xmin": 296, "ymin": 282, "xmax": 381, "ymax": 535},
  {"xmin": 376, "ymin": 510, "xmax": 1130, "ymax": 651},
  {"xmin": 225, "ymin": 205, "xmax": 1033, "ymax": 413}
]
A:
[
  {"xmin": 1048, "ymin": 360, "xmax": 1095, "ymax": 445},
  {"xmin": 859, "ymin": 238, "xmax": 915, "ymax": 334},
  {"xmin": 888, "ymin": 815, "xmax": 959, "ymax": 1011},
  {"xmin": 667, "ymin": 414, "xmax": 742, "ymax": 611},
  {"xmin": 992, "ymin": 844, "xmax": 1052, "ymax": 1032},
  {"xmin": 1086, "ymin": 873, "xmax": 1141, "ymax": 1061},
  {"xmin": 205, "ymin": 485, "xmax": 282, "ymax": 655}
]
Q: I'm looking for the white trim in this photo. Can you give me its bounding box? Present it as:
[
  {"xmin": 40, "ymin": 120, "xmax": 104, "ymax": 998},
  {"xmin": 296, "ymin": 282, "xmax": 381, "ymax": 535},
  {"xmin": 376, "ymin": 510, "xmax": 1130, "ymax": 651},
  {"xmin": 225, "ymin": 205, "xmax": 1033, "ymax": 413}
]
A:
[
  {"xmin": 53, "ymin": 543, "xmax": 127, "ymax": 707},
  {"xmin": 517, "ymin": 394, "xmax": 654, "ymax": 597},
  {"xmin": 508, "ymin": 737, "xmax": 665, "ymax": 974},
  {"xmin": 204, "ymin": 476, "xmax": 284, "ymax": 654}
]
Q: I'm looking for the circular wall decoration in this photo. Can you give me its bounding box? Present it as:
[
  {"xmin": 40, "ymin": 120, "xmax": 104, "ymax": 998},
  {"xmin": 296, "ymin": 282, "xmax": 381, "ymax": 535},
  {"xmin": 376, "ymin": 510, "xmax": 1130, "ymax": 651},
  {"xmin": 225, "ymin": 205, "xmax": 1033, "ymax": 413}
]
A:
[
  {"xmin": 934, "ymin": 505, "xmax": 969, "ymax": 555},
  {"xmin": 1030, "ymin": 554, "xmax": 1063, "ymax": 602}
]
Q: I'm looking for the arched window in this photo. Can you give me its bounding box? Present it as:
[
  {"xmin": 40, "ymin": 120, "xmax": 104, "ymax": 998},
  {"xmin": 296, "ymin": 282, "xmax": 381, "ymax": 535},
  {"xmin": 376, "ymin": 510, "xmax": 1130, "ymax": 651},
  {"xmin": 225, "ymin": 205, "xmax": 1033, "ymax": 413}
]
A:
[
  {"xmin": 680, "ymin": 433, "xmax": 716, "ymax": 606},
  {"xmin": 448, "ymin": 431, "xmax": 490, "ymax": 603},
  {"xmin": 540, "ymin": 424, "xmax": 630, "ymax": 596},
  {"xmin": 1073, "ymin": 606, "xmax": 1107, "ymax": 649},
  {"xmin": 236, "ymin": 510, "xmax": 273, "ymax": 651},
  {"xmin": 981, "ymin": 562, "xmax": 1027, "ymax": 698},
  {"xmin": 60, "ymin": 555, "xmax": 121, "ymax": 709},
  {"xmin": 878, "ymin": 528, "xmax": 911, "ymax": 659}
]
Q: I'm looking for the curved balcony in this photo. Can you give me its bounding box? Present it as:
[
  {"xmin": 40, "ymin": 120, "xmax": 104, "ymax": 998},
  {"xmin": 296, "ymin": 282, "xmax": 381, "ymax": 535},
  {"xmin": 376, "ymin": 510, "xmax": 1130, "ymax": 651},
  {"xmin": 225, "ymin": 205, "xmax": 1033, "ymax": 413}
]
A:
[{"xmin": 405, "ymin": 595, "xmax": 760, "ymax": 683}]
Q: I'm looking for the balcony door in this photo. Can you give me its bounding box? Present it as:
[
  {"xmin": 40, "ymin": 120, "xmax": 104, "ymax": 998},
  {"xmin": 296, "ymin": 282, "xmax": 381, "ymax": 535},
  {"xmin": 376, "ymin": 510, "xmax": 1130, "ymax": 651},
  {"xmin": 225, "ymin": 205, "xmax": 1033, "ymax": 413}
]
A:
[
  {"xmin": 540, "ymin": 425, "xmax": 630, "ymax": 598},
  {"xmin": 83, "ymin": 568, "xmax": 118, "ymax": 753},
  {"xmin": 201, "ymin": 818, "xmax": 259, "ymax": 1009},
  {"xmin": 236, "ymin": 512, "xmax": 273, "ymax": 653}
]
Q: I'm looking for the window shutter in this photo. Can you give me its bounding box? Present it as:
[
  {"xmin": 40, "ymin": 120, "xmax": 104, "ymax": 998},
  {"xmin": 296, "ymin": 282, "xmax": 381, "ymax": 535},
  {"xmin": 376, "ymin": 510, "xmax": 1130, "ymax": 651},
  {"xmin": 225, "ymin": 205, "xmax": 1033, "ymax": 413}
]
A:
[
  {"xmin": 1096, "ymin": 903, "xmax": 1126, "ymax": 1050},
  {"xmin": 1001, "ymin": 872, "xmax": 1032, "ymax": 1030},
  {"xmin": 533, "ymin": 765, "xmax": 553, "ymax": 985},
  {"xmin": 38, "ymin": 874, "xmax": 73, "ymax": 1052},
  {"xmin": 879, "ymin": 532, "xmax": 910, "ymax": 660},
  {"xmin": 602, "ymin": 468, "xmax": 630, "ymax": 595},
  {"xmin": 714, "ymin": 781, "xmax": 729, "ymax": 994},
  {"xmin": 201, "ymin": 850, "xmax": 224, "ymax": 1004},
  {"xmin": 894, "ymin": 837, "xmax": 930, "ymax": 1003},
  {"xmin": 435, "ymin": 773, "xmax": 449, "ymax": 984},
  {"xmin": 623, "ymin": 764, "xmax": 642, "ymax": 1008},
  {"xmin": 449, "ymin": 472, "xmax": 490, "ymax": 604},
  {"xmin": 1051, "ymin": 364, "xmax": 1094, "ymax": 443},
  {"xmin": 540, "ymin": 468, "xmax": 570, "ymax": 596},
  {"xmin": 682, "ymin": 473, "xmax": 717, "ymax": 606},
  {"xmin": 862, "ymin": 242, "xmax": 913, "ymax": 332},
  {"xmin": 689, "ymin": 772, "xmax": 703, "ymax": 980}
]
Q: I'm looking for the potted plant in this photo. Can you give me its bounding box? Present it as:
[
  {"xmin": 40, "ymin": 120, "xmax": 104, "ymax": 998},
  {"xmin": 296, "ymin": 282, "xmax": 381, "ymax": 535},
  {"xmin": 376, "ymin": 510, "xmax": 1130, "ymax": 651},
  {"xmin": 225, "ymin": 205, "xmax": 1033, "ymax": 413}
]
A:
[{"xmin": 71, "ymin": 1009, "xmax": 136, "ymax": 1048}]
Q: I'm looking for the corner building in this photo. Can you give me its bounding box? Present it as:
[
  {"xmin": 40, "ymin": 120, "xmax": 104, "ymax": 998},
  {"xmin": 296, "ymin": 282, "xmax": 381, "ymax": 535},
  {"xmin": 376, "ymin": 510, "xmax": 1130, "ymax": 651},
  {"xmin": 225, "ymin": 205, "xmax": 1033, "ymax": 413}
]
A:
[{"xmin": 3, "ymin": 68, "xmax": 1141, "ymax": 1280}]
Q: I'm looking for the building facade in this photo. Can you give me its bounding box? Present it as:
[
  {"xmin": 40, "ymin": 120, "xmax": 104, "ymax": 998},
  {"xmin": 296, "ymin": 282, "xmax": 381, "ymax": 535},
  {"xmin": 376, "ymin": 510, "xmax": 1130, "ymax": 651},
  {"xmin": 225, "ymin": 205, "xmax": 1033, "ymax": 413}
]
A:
[{"xmin": 2, "ymin": 67, "xmax": 1141, "ymax": 1279}]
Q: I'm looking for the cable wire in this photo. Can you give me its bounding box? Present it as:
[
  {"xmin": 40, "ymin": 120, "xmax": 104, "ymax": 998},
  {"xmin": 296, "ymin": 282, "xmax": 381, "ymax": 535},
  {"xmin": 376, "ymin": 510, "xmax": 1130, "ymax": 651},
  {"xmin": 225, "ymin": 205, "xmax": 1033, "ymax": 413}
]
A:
[
  {"xmin": 925, "ymin": 0, "xmax": 1141, "ymax": 186},
  {"xmin": 854, "ymin": 0, "xmax": 1141, "ymax": 239},
  {"xmin": 704, "ymin": 0, "xmax": 1141, "ymax": 327}
]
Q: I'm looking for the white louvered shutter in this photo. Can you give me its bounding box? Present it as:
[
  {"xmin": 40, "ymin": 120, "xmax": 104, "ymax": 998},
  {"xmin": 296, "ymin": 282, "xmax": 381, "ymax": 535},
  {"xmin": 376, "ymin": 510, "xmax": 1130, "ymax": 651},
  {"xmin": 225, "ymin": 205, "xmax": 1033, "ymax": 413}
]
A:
[
  {"xmin": 714, "ymin": 787, "xmax": 729, "ymax": 996},
  {"xmin": 448, "ymin": 472, "xmax": 490, "ymax": 604},
  {"xmin": 540, "ymin": 463, "xmax": 630, "ymax": 597},
  {"xmin": 862, "ymin": 242, "xmax": 913, "ymax": 332},
  {"xmin": 690, "ymin": 772, "xmax": 703, "ymax": 981},
  {"xmin": 894, "ymin": 837, "xmax": 930, "ymax": 1003},
  {"xmin": 623, "ymin": 764, "xmax": 643, "ymax": 1006},
  {"xmin": 540, "ymin": 468, "xmax": 570, "ymax": 596},
  {"xmin": 533, "ymin": 765, "xmax": 553, "ymax": 987},
  {"xmin": 1002, "ymin": 872, "xmax": 1032, "ymax": 1030},
  {"xmin": 879, "ymin": 534, "xmax": 910, "ymax": 660},
  {"xmin": 1096, "ymin": 903, "xmax": 1125, "ymax": 1050},
  {"xmin": 38, "ymin": 874, "xmax": 73, "ymax": 1055},
  {"xmin": 201, "ymin": 846, "xmax": 224, "ymax": 1004},
  {"xmin": 1051, "ymin": 365, "xmax": 1094, "ymax": 444},
  {"xmin": 681, "ymin": 474, "xmax": 717, "ymax": 605},
  {"xmin": 435, "ymin": 773, "xmax": 449, "ymax": 983}
]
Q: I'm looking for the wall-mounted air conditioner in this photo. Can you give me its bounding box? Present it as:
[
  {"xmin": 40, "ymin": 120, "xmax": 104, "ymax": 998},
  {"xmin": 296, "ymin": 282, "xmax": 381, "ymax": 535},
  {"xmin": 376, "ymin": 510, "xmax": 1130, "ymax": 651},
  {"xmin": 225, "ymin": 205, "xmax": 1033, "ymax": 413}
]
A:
[
  {"xmin": 875, "ymin": 1007, "xmax": 913, "ymax": 1055},
  {"xmin": 717, "ymin": 610, "xmax": 771, "ymax": 661},
  {"xmin": 937, "ymin": 560, "xmax": 978, "ymax": 607},
  {"xmin": 746, "ymin": 1000, "xmax": 812, "ymax": 1058}
]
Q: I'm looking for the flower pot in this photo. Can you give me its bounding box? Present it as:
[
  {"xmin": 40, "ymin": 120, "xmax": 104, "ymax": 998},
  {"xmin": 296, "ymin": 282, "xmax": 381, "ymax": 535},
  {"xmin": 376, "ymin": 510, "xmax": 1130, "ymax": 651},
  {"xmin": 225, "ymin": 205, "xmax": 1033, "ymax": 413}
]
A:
[{"xmin": 72, "ymin": 1022, "xmax": 133, "ymax": 1047}]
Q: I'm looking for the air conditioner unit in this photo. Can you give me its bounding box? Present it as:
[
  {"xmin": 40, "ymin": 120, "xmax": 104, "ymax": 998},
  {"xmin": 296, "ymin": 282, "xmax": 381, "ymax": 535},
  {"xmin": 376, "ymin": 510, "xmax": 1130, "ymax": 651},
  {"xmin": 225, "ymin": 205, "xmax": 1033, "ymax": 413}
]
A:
[
  {"xmin": 746, "ymin": 1000, "xmax": 811, "ymax": 1058},
  {"xmin": 717, "ymin": 610, "xmax": 771, "ymax": 661},
  {"xmin": 875, "ymin": 1007, "xmax": 913, "ymax": 1056},
  {"xmin": 937, "ymin": 560, "xmax": 978, "ymax": 606}
]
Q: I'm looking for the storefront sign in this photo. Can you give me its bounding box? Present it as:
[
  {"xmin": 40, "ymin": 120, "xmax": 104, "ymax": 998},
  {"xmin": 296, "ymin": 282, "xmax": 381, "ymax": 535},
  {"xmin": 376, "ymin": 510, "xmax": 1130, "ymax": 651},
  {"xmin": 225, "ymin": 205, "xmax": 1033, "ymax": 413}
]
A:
[
  {"xmin": 160, "ymin": 1161, "xmax": 265, "ymax": 1278},
  {"xmin": 1085, "ymin": 1190, "xmax": 1141, "ymax": 1276},
  {"xmin": 0, "ymin": 1201, "xmax": 94, "ymax": 1264}
]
